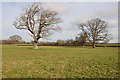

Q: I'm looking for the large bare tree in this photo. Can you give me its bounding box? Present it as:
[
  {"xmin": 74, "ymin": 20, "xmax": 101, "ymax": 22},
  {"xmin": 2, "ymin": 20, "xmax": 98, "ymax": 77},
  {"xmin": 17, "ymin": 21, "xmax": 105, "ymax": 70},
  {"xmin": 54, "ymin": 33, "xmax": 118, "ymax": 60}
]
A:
[
  {"xmin": 13, "ymin": 3, "xmax": 62, "ymax": 49},
  {"xmin": 79, "ymin": 18, "xmax": 111, "ymax": 48}
]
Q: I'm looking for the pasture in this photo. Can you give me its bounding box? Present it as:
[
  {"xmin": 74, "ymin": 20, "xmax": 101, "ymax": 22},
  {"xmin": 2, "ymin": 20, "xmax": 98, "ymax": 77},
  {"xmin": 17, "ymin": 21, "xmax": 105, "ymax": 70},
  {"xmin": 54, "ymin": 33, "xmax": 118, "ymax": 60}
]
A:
[{"xmin": 2, "ymin": 45, "xmax": 119, "ymax": 78}]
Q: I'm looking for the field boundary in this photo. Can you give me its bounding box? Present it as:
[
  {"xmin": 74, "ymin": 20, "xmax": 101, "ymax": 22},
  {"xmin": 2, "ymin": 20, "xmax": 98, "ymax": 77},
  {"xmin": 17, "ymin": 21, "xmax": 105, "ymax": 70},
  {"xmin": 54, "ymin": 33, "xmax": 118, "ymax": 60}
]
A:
[{"xmin": 16, "ymin": 45, "xmax": 120, "ymax": 47}]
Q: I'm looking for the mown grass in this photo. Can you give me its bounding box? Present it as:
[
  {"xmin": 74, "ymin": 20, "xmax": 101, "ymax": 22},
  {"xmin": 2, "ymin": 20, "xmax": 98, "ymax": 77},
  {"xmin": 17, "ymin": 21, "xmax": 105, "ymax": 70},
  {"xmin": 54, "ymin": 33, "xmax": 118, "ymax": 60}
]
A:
[{"xmin": 2, "ymin": 45, "xmax": 119, "ymax": 78}]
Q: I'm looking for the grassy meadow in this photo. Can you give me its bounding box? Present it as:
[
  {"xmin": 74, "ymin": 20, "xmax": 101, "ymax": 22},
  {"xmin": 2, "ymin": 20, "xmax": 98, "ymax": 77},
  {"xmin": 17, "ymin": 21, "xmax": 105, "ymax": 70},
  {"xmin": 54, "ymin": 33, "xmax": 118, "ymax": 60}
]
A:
[{"xmin": 2, "ymin": 45, "xmax": 119, "ymax": 78}]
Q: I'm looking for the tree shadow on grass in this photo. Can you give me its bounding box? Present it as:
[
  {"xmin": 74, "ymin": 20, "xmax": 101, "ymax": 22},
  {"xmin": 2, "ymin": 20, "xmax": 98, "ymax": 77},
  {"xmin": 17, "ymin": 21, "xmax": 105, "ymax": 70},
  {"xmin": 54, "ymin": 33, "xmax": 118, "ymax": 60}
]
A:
[
  {"xmin": 27, "ymin": 47, "xmax": 47, "ymax": 51},
  {"xmin": 28, "ymin": 47, "xmax": 33, "ymax": 49}
]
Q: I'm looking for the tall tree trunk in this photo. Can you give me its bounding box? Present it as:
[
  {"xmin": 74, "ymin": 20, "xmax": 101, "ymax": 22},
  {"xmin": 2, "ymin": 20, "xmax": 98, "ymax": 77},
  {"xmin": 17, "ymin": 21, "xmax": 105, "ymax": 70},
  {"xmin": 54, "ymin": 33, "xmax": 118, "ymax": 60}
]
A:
[
  {"xmin": 33, "ymin": 41, "xmax": 38, "ymax": 49},
  {"xmin": 92, "ymin": 42, "xmax": 95, "ymax": 48},
  {"xmin": 82, "ymin": 41, "xmax": 85, "ymax": 47},
  {"xmin": 82, "ymin": 45, "xmax": 84, "ymax": 47}
]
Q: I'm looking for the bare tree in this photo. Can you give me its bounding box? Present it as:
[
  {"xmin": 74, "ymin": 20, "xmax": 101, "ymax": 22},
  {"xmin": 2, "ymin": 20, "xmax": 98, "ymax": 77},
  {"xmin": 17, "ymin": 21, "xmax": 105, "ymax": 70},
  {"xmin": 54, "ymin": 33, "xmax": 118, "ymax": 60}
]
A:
[
  {"xmin": 8, "ymin": 35, "xmax": 22, "ymax": 42},
  {"xmin": 76, "ymin": 23, "xmax": 88, "ymax": 47},
  {"xmin": 79, "ymin": 18, "xmax": 111, "ymax": 48},
  {"xmin": 13, "ymin": 3, "xmax": 62, "ymax": 49},
  {"xmin": 75, "ymin": 32, "xmax": 88, "ymax": 47}
]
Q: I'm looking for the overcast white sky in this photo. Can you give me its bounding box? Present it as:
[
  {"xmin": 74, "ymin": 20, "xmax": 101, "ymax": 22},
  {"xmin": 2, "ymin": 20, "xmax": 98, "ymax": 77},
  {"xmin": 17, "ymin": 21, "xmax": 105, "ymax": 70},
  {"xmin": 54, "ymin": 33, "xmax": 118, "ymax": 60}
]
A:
[{"xmin": 1, "ymin": 1, "xmax": 118, "ymax": 43}]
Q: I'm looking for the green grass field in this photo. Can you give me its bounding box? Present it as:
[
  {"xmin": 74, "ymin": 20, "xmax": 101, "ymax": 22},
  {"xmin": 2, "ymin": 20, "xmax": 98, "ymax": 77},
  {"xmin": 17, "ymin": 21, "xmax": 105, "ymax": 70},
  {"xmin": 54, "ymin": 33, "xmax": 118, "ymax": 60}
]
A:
[{"xmin": 2, "ymin": 45, "xmax": 119, "ymax": 78}]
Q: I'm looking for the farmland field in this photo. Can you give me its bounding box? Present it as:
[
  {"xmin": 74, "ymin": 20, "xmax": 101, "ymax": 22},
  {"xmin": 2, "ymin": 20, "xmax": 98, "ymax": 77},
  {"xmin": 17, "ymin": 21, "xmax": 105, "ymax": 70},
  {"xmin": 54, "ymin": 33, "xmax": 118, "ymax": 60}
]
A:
[{"xmin": 2, "ymin": 45, "xmax": 119, "ymax": 78}]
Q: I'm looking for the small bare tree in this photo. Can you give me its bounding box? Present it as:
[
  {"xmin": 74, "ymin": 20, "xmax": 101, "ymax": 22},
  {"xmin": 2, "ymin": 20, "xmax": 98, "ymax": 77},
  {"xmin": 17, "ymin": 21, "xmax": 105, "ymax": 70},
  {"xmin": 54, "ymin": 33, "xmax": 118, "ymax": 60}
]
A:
[
  {"xmin": 79, "ymin": 18, "xmax": 111, "ymax": 48},
  {"xmin": 8, "ymin": 35, "xmax": 22, "ymax": 42},
  {"xmin": 13, "ymin": 3, "xmax": 62, "ymax": 49},
  {"xmin": 76, "ymin": 32, "xmax": 88, "ymax": 47}
]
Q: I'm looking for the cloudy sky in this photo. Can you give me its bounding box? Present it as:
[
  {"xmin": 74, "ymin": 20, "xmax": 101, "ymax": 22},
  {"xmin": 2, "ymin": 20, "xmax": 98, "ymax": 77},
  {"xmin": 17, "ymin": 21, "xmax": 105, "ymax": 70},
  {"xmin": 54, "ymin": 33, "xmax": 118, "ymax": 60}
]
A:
[{"xmin": 1, "ymin": 2, "xmax": 118, "ymax": 43}]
